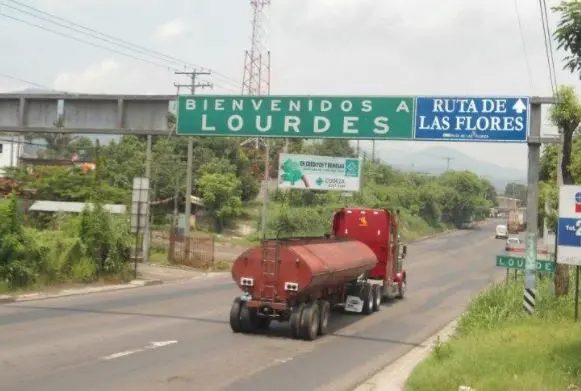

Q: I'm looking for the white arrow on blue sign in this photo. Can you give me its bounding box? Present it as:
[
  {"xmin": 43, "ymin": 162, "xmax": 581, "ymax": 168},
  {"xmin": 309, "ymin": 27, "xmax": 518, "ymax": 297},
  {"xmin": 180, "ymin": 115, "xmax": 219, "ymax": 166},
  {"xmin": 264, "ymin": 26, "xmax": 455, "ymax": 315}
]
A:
[{"xmin": 413, "ymin": 96, "xmax": 530, "ymax": 142}]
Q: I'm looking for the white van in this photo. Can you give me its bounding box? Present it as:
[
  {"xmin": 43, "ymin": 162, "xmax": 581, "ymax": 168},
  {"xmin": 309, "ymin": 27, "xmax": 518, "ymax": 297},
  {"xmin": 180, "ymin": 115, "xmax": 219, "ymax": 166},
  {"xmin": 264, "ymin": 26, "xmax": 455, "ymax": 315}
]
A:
[{"xmin": 495, "ymin": 224, "xmax": 508, "ymax": 239}]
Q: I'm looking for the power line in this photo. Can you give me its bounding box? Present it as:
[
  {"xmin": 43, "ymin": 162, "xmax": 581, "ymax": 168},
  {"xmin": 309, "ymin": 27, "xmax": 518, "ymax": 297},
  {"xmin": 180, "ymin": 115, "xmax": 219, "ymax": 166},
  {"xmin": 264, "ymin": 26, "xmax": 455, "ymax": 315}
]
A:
[
  {"xmin": 0, "ymin": 0, "xmax": 239, "ymax": 92},
  {"xmin": 513, "ymin": 0, "xmax": 535, "ymax": 92},
  {"xmin": 538, "ymin": 0, "xmax": 558, "ymax": 95},
  {"xmin": 3, "ymin": 0, "xmax": 240, "ymax": 87},
  {"xmin": 0, "ymin": 72, "xmax": 49, "ymax": 89},
  {"xmin": 541, "ymin": 0, "xmax": 559, "ymax": 94}
]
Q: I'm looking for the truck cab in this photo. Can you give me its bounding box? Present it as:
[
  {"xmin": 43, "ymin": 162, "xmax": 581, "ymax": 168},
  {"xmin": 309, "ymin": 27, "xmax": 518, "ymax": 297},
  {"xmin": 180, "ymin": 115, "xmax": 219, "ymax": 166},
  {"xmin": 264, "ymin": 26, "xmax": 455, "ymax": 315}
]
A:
[{"xmin": 331, "ymin": 207, "xmax": 407, "ymax": 300}]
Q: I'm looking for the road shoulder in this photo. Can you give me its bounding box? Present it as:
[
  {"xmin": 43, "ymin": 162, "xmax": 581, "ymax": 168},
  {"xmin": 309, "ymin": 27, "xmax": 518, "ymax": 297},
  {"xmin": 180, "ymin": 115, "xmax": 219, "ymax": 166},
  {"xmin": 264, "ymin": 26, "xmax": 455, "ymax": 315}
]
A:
[
  {"xmin": 0, "ymin": 264, "xmax": 229, "ymax": 304},
  {"xmin": 353, "ymin": 319, "xmax": 458, "ymax": 391}
]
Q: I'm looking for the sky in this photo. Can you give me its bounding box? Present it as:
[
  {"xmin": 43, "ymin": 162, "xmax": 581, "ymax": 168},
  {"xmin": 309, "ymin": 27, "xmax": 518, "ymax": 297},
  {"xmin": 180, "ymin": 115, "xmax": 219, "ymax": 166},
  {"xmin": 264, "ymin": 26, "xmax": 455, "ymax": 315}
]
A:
[{"xmin": 0, "ymin": 0, "xmax": 579, "ymax": 171}]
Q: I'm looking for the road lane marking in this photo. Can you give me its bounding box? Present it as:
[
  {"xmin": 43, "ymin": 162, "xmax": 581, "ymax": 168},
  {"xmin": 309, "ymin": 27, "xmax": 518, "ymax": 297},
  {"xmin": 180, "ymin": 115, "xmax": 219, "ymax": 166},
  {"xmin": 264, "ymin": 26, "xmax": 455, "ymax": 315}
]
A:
[{"xmin": 100, "ymin": 340, "xmax": 178, "ymax": 361}]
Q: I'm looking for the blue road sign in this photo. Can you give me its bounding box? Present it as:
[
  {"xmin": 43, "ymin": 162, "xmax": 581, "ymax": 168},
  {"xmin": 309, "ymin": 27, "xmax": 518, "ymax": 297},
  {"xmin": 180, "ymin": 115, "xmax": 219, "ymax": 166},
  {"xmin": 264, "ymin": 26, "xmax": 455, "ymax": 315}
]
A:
[
  {"xmin": 558, "ymin": 217, "xmax": 581, "ymax": 247},
  {"xmin": 414, "ymin": 96, "xmax": 530, "ymax": 142}
]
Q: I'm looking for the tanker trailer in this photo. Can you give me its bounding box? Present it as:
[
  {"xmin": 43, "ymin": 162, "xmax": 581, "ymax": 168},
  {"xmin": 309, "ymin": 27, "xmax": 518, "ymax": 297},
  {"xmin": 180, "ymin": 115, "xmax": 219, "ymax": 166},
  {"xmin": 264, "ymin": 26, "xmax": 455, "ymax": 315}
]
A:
[{"xmin": 229, "ymin": 237, "xmax": 381, "ymax": 341}]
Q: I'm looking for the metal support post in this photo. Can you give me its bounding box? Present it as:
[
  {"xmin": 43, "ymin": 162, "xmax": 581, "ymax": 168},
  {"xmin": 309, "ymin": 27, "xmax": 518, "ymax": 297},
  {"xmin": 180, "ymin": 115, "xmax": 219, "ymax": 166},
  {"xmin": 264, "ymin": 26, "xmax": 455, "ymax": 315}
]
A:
[
  {"xmin": 184, "ymin": 137, "xmax": 194, "ymax": 257},
  {"xmin": 142, "ymin": 135, "xmax": 152, "ymax": 263},
  {"xmin": 260, "ymin": 139, "xmax": 270, "ymax": 239},
  {"xmin": 523, "ymin": 102, "xmax": 542, "ymax": 315}
]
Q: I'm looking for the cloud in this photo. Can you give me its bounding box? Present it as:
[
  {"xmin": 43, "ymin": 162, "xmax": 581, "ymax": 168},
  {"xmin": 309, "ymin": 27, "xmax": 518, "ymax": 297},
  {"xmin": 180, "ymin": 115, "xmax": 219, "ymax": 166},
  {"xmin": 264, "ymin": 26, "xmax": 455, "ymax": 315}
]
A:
[
  {"xmin": 155, "ymin": 19, "xmax": 186, "ymax": 40},
  {"xmin": 50, "ymin": 58, "xmax": 185, "ymax": 94},
  {"xmin": 53, "ymin": 59, "xmax": 121, "ymax": 93}
]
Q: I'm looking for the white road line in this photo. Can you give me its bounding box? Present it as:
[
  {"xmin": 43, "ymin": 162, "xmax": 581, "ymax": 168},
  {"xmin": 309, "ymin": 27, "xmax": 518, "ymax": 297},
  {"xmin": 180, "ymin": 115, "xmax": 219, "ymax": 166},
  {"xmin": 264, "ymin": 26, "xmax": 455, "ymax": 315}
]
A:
[{"xmin": 100, "ymin": 340, "xmax": 178, "ymax": 361}]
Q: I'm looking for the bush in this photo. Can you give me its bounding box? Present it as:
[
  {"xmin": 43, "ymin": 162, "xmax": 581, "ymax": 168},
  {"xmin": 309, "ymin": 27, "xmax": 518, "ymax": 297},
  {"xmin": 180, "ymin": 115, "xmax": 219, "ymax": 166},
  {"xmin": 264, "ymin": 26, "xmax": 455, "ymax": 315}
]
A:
[
  {"xmin": 0, "ymin": 192, "xmax": 132, "ymax": 290},
  {"xmin": 266, "ymin": 161, "xmax": 493, "ymax": 241}
]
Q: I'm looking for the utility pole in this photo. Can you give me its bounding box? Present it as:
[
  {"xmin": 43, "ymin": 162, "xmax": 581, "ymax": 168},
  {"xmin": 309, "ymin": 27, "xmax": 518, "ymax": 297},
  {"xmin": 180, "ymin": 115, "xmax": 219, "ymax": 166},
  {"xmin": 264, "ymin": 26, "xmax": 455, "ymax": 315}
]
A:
[
  {"xmin": 523, "ymin": 102, "xmax": 542, "ymax": 315},
  {"xmin": 445, "ymin": 157, "xmax": 454, "ymax": 171},
  {"xmin": 174, "ymin": 70, "xmax": 212, "ymax": 257},
  {"xmin": 371, "ymin": 140, "xmax": 376, "ymax": 163}
]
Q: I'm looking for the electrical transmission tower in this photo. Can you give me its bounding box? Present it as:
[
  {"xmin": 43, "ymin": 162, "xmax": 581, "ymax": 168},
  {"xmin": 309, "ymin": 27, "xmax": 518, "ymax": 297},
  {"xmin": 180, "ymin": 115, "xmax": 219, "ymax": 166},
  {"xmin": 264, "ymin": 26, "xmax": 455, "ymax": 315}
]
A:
[
  {"xmin": 240, "ymin": 0, "xmax": 272, "ymax": 238},
  {"xmin": 240, "ymin": 0, "xmax": 271, "ymax": 150}
]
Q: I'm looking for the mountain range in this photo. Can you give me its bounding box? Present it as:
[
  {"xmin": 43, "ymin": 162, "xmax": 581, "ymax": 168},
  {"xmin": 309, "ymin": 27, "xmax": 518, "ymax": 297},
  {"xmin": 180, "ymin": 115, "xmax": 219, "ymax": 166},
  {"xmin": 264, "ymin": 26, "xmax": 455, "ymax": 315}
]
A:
[{"xmin": 373, "ymin": 146, "xmax": 526, "ymax": 192}]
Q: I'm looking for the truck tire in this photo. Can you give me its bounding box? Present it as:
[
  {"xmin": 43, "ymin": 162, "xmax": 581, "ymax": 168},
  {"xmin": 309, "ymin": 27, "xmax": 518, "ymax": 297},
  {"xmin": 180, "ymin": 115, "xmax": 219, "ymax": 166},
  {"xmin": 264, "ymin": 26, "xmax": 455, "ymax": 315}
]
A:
[
  {"xmin": 396, "ymin": 280, "xmax": 406, "ymax": 299},
  {"xmin": 372, "ymin": 285, "xmax": 382, "ymax": 312},
  {"xmin": 239, "ymin": 302, "xmax": 255, "ymax": 333},
  {"xmin": 318, "ymin": 300, "xmax": 331, "ymax": 335},
  {"xmin": 362, "ymin": 284, "xmax": 374, "ymax": 315},
  {"xmin": 290, "ymin": 303, "xmax": 305, "ymax": 339},
  {"xmin": 299, "ymin": 302, "xmax": 320, "ymax": 341},
  {"xmin": 229, "ymin": 297, "xmax": 243, "ymax": 333}
]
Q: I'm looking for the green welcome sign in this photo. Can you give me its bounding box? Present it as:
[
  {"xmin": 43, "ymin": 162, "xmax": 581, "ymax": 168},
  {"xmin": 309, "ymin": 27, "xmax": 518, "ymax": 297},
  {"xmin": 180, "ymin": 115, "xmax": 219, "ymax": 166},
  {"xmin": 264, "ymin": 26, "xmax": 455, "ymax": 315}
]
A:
[{"xmin": 176, "ymin": 96, "xmax": 414, "ymax": 140}]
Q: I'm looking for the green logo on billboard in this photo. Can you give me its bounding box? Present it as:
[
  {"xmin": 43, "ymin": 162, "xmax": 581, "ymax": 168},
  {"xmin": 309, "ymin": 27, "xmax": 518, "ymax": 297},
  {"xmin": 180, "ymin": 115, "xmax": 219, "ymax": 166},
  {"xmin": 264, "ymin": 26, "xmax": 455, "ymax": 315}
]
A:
[
  {"xmin": 280, "ymin": 159, "xmax": 304, "ymax": 185},
  {"xmin": 316, "ymin": 177, "xmax": 324, "ymax": 186},
  {"xmin": 344, "ymin": 159, "xmax": 359, "ymax": 177}
]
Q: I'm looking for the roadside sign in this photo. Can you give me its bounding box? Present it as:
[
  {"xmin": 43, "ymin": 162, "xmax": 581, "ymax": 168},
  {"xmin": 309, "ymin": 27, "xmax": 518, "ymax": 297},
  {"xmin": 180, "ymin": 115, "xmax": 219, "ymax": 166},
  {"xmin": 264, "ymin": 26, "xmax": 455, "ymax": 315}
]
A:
[
  {"xmin": 130, "ymin": 177, "xmax": 149, "ymax": 234},
  {"xmin": 176, "ymin": 96, "xmax": 414, "ymax": 140},
  {"xmin": 414, "ymin": 96, "xmax": 529, "ymax": 142},
  {"xmin": 557, "ymin": 185, "xmax": 581, "ymax": 266},
  {"xmin": 277, "ymin": 153, "xmax": 362, "ymax": 192},
  {"xmin": 496, "ymin": 255, "xmax": 555, "ymax": 273}
]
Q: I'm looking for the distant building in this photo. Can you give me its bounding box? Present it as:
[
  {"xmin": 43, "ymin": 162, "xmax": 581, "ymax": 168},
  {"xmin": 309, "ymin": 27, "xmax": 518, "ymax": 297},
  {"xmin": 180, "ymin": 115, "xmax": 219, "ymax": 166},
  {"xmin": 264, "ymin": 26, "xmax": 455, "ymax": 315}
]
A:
[
  {"xmin": 0, "ymin": 136, "xmax": 24, "ymax": 176},
  {"xmin": 496, "ymin": 196, "xmax": 521, "ymax": 210}
]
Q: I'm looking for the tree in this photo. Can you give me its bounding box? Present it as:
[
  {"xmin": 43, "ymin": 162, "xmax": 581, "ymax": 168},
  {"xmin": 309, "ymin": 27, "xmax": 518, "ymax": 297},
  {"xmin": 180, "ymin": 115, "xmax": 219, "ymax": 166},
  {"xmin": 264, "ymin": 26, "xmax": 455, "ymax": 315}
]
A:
[
  {"xmin": 197, "ymin": 172, "xmax": 244, "ymax": 232},
  {"xmin": 544, "ymin": 85, "xmax": 581, "ymax": 295},
  {"xmin": 34, "ymin": 115, "xmax": 79, "ymax": 159},
  {"xmin": 437, "ymin": 171, "xmax": 491, "ymax": 227},
  {"xmin": 553, "ymin": 1, "xmax": 581, "ymax": 77},
  {"xmin": 101, "ymin": 136, "xmax": 146, "ymax": 192},
  {"xmin": 309, "ymin": 139, "xmax": 356, "ymax": 157},
  {"xmin": 504, "ymin": 182, "xmax": 527, "ymax": 204}
]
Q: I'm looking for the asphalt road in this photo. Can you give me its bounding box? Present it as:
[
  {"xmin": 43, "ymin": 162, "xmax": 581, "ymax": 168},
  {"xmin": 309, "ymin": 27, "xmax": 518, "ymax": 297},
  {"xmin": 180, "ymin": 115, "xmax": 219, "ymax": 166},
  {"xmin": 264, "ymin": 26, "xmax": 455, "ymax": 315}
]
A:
[{"xmin": 0, "ymin": 220, "xmax": 506, "ymax": 391}]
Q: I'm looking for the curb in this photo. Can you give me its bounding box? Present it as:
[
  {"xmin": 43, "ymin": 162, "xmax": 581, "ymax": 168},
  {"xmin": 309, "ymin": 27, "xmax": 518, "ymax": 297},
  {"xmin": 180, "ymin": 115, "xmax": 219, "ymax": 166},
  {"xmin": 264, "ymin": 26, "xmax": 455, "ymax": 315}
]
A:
[
  {"xmin": 0, "ymin": 295, "xmax": 15, "ymax": 304},
  {"xmin": 129, "ymin": 279, "xmax": 164, "ymax": 287},
  {"xmin": 407, "ymin": 229, "xmax": 456, "ymax": 244},
  {"xmin": 353, "ymin": 319, "xmax": 458, "ymax": 391},
  {"xmin": 3, "ymin": 279, "xmax": 164, "ymax": 304}
]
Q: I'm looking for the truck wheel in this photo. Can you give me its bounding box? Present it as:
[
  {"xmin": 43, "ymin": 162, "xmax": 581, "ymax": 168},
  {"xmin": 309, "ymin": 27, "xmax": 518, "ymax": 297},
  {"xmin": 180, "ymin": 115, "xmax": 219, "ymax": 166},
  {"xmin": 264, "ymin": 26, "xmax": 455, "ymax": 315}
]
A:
[
  {"xmin": 372, "ymin": 285, "xmax": 382, "ymax": 312},
  {"xmin": 299, "ymin": 302, "xmax": 320, "ymax": 341},
  {"xmin": 239, "ymin": 303, "xmax": 255, "ymax": 332},
  {"xmin": 290, "ymin": 303, "xmax": 305, "ymax": 339},
  {"xmin": 318, "ymin": 300, "xmax": 331, "ymax": 335},
  {"xmin": 396, "ymin": 280, "xmax": 406, "ymax": 299},
  {"xmin": 362, "ymin": 284, "xmax": 374, "ymax": 315},
  {"xmin": 229, "ymin": 298, "xmax": 243, "ymax": 333}
]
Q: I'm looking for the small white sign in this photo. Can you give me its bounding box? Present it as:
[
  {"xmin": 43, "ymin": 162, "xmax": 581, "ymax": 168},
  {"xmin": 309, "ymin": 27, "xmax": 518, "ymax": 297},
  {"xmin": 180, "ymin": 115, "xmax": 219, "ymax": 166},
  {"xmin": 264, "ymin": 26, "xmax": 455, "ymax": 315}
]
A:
[
  {"xmin": 278, "ymin": 153, "xmax": 362, "ymax": 192},
  {"xmin": 131, "ymin": 177, "xmax": 150, "ymax": 234},
  {"xmin": 344, "ymin": 295, "xmax": 363, "ymax": 313}
]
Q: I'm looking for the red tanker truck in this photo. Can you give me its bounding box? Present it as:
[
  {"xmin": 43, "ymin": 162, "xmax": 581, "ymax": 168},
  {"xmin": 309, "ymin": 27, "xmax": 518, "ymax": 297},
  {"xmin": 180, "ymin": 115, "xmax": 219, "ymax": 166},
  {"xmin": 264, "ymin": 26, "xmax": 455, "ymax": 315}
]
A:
[{"xmin": 229, "ymin": 207, "xmax": 408, "ymax": 341}]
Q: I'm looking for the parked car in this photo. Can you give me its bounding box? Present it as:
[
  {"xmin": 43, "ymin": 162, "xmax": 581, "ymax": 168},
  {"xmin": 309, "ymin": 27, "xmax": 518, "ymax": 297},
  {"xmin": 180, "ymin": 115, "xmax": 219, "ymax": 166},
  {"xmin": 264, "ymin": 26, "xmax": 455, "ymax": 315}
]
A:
[{"xmin": 505, "ymin": 236, "xmax": 521, "ymax": 251}]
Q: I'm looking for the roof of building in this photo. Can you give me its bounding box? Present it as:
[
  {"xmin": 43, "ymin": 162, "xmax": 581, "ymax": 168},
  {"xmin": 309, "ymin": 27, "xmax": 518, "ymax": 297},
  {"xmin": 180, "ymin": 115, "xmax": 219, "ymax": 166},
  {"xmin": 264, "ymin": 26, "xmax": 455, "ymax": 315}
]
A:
[{"xmin": 29, "ymin": 200, "xmax": 126, "ymax": 214}]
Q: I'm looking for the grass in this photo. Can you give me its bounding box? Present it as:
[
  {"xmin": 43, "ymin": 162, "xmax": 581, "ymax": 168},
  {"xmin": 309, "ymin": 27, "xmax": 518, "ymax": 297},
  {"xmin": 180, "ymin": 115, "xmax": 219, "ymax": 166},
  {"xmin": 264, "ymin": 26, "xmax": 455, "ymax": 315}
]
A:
[
  {"xmin": 149, "ymin": 250, "xmax": 169, "ymax": 265},
  {"xmin": 406, "ymin": 272, "xmax": 581, "ymax": 391}
]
